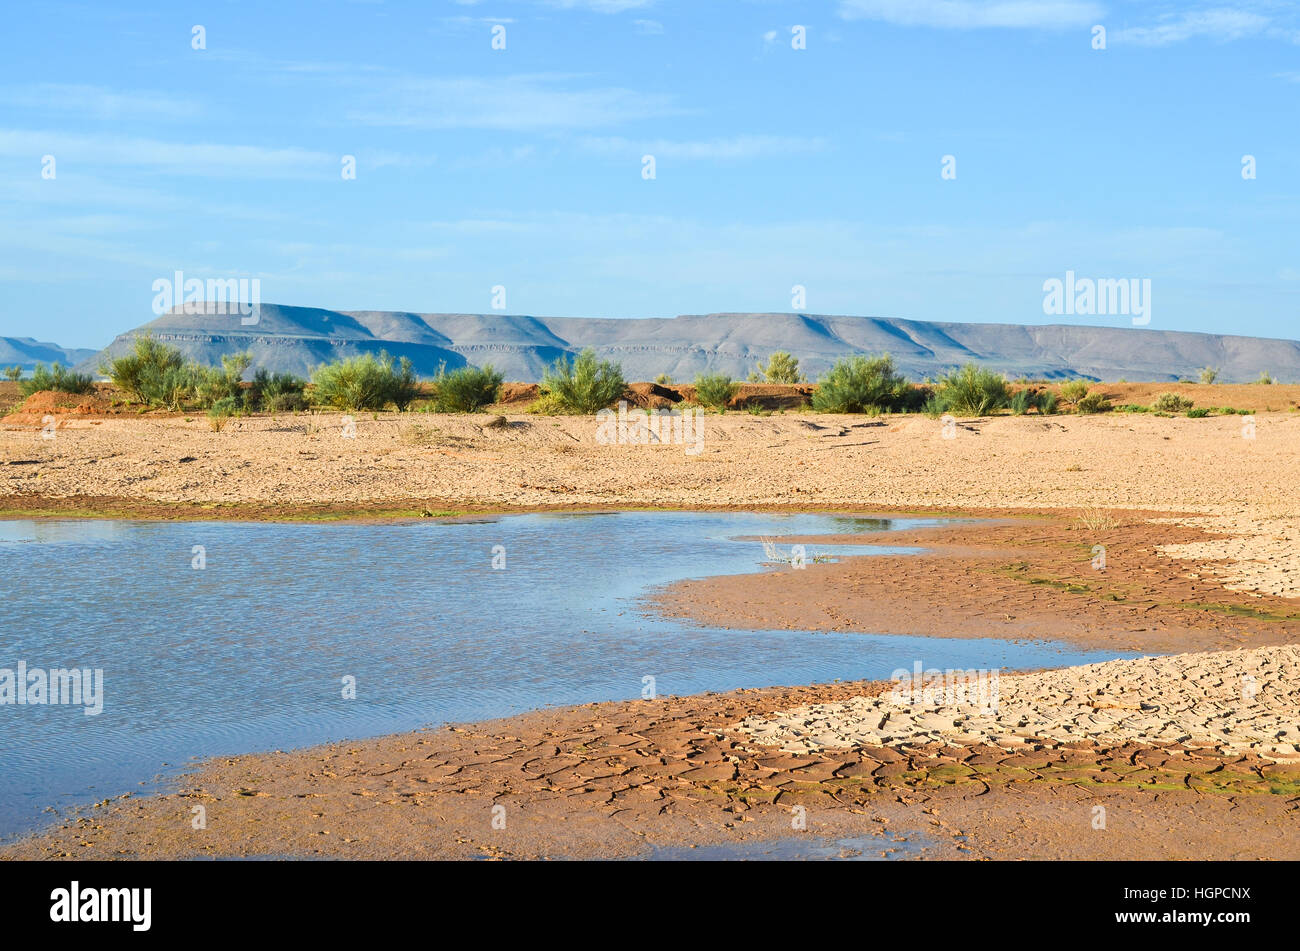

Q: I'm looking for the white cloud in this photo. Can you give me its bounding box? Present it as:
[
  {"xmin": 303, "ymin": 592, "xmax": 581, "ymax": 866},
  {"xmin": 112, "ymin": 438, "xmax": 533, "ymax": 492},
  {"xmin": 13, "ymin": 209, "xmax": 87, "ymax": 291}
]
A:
[
  {"xmin": 578, "ymin": 134, "xmax": 827, "ymax": 160},
  {"xmin": 544, "ymin": 0, "xmax": 655, "ymax": 11},
  {"xmin": 0, "ymin": 130, "xmax": 333, "ymax": 178},
  {"xmin": 0, "ymin": 84, "xmax": 197, "ymax": 120},
  {"xmin": 346, "ymin": 74, "xmax": 682, "ymax": 130},
  {"xmin": 1112, "ymin": 8, "xmax": 1270, "ymax": 46},
  {"xmin": 837, "ymin": 0, "xmax": 1103, "ymax": 29}
]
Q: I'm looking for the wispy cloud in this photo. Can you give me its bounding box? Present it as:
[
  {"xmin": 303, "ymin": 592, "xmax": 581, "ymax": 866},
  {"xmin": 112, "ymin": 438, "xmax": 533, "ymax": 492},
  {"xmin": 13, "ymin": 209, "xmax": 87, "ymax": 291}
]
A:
[
  {"xmin": 578, "ymin": 134, "xmax": 827, "ymax": 160},
  {"xmin": 0, "ymin": 130, "xmax": 333, "ymax": 178},
  {"xmin": 0, "ymin": 84, "xmax": 198, "ymax": 120},
  {"xmin": 346, "ymin": 74, "xmax": 682, "ymax": 130},
  {"xmin": 1112, "ymin": 8, "xmax": 1272, "ymax": 46},
  {"xmin": 837, "ymin": 0, "xmax": 1103, "ymax": 30},
  {"xmin": 634, "ymin": 19, "xmax": 664, "ymax": 34},
  {"xmin": 544, "ymin": 0, "xmax": 655, "ymax": 11}
]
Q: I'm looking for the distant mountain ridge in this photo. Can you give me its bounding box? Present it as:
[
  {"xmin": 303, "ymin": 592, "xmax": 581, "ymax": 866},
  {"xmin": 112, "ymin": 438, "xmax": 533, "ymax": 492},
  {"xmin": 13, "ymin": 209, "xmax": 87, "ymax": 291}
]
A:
[
  {"xmin": 75, "ymin": 305, "xmax": 1300, "ymax": 383},
  {"xmin": 0, "ymin": 337, "xmax": 97, "ymax": 372}
]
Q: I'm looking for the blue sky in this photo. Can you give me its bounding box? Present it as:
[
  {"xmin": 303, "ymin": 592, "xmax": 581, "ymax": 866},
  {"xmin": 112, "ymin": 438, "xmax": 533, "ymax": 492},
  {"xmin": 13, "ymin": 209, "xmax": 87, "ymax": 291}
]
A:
[{"xmin": 1, "ymin": 0, "xmax": 1297, "ymax": 348}]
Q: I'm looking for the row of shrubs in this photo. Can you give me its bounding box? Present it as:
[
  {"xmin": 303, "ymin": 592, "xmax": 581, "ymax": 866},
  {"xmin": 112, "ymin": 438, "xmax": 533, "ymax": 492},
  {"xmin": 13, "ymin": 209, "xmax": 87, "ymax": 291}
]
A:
[{"xmin": 4, "ymin": 339, "xmax": 1271, "ymax": 419}]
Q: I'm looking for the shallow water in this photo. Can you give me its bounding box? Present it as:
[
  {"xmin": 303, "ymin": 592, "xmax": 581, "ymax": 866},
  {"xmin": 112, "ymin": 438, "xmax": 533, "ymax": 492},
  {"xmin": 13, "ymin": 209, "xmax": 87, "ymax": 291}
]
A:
[{"xmin": 0, "ymin": 512, "xmax": 1125, "ymax": 841}]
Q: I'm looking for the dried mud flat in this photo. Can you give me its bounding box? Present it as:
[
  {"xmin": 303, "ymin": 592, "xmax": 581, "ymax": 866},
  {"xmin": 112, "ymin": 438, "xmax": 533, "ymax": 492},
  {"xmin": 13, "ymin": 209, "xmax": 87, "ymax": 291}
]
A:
[
  {"xmin": 4, "ymin": 659, "xmax": 1297, "ymax": 862},
  {"xmin": 4, "ymin": 407, "xmax": 1300, "ymax": 859}
]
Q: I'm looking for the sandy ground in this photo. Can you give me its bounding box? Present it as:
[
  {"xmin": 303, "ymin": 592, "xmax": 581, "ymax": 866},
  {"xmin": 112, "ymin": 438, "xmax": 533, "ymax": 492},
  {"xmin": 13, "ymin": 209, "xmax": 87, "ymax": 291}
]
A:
[{"xmin": 5, "ymin": 404, "xmax": 1300, "ymax": 859}]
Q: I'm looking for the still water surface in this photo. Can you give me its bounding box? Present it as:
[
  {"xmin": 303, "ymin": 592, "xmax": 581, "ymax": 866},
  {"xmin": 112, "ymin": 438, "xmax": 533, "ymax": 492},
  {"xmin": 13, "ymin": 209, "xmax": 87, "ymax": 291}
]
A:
[{"xmin": 0, "ymin": 512, "xmax": 1126, "ymax": 840}]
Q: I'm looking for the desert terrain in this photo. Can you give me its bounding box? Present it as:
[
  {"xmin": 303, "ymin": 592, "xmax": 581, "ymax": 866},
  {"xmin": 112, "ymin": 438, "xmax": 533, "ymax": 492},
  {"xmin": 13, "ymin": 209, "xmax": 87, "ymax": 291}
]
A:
[{"xmin": 3, "ymin": 381, "xmax": 1299, "ymax": 860}]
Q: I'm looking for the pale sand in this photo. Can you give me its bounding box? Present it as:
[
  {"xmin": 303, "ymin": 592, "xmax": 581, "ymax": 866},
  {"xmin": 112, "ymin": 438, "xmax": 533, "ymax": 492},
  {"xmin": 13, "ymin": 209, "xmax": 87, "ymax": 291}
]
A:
[
  {"xmin": 736, "ymin": 646, "xmax": 1300, "ymax": 759},
  {"xmin": 5, "ymin": 410, "xmax": 1300, "ymax": 598}
]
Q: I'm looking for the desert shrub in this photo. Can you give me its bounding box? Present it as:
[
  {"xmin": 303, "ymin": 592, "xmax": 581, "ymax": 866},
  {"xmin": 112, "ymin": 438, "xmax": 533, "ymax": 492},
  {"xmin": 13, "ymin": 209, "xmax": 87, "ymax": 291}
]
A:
[
  {"xmin": 141, "ymin": 362, "xmax": 206, "ymax": 411},
  {"xmin": 1153, "ymin": 392, "xmax": 1194, "ymax": 413},
  {"xmin": 1199, "ymin": 367, "xmax": 1219, "ymax": 384},
  {"xmin": 1009, "ymin": 389, "xmax": 1033, "ymax": 415},
  {"xmin": 1187, "ymin": 407, "xmax": 1210, "ymax": 418},
  {"xmin": 811, "ymin": 354, "xmax": 909, "ymax": 413},
  {"xmin": 195, "ymin": 353, "xmax": 252, "ymax": 410},
  {"xmin": 542, "ymin": 348, "xmax": 625, "ymax": 414},
  {"xmin": 654, "ymin": 373, "xmax": 672, "ymax": 385},
  {"xmin": 1258, "ymin": 371, "xmax": 1274, "ymax": 385},
  {"xmin": 1117, "ymin": 403, "xmax": 1150, "ymax": 413},
  {"xmin": 693, "ymin": 373, "xmax": 738, "ymax": 410},
  {"xmin": 929, "ymin": 362, "xmax": 1011, "ymax": 417},
  {"xmin": 19, "ymin": 362, "xmax": 95, "ymax": 397},
  {"xmin": 1058, "ymin": 380, "xmax": 1090, "ymax": 404},
  {"xmin": 311, "ymin": 351, "xmax": 417, "ymax": 411},
  {"xmin": 1075, "ymin": 391, "xmax": 1112, "ymax": 414},
  {"xmin": 432, "ymin": 364, "xmax": 503, "ymax": 413},
  {"xmin": 101, "ymin": 336, "xmax": 185, "ymax": 403},
  {"xmin": 254, "ymin": 369, "xmax": 309, "ymax": 412},
  {"xmin": 1035, "ymin": 390, "xmax": 1058, "ymax": 415},
  {"xmin": 525, "ymin": 392, "xmax": 569, "ymax": 415},
  {"xmin": 3, "ymin": 366, "xmax": 22, "ymax": 382},
  {"xmin": 751, "ymin": 351, "xmax": 803, "ymax": 384}
]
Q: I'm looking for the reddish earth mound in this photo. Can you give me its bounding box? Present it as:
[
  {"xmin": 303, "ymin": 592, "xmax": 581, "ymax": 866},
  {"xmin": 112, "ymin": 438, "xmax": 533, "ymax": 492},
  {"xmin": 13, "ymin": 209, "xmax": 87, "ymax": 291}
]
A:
[{"xmin": 2, "ymin": 386, "xmax": 119, "ymax": 427}]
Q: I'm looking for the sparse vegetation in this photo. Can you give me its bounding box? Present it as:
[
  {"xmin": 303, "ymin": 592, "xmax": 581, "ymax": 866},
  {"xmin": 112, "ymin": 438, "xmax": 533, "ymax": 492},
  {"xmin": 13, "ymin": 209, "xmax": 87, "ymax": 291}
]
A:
[
  {"xmin": 811, "ymin": 354, "xmax": 910, "ymax": 413},
  {"xmin": 19, "ymin": 362, "xmax": 95, "ymax": 397},
  {"xmin": 1035, "ymin": 391, "xmax": 1059, "ymax": 415},
  {"xmin": 654, "ymin": 373, "xmax": 672, "ymax": 385},
  {"xmin": 927, "ymin": 362, "xmax": 1011, "ymax": 417},
  {"xmin": 1258, "ymin": 371, "xmax": 1274, "ymax": 385},
  {"xmin": 1199, "ymin": 367, "xmax": 1219, "ymax": 384},
  {"xmin": 1153, "ymin": 392, "xmax": 1194, "ymax": 413},
  {"xmin": 1186, "ymin": 407, "xmax": 1210, "ymax": 418},
  {"xmin": 693, "ymin": 372, "xmax": 738, "ymax": 410},
  {"xmin": 255, "ymin": 369, "xmax": 309, "ymax": 412},
  {"xmin": 3, "ymin": 366, "xmax": 22, "ymax": 382},
  {"xmin": 1075, "ymin": 391, "xmax": 1112, "ymax": 414},
  {"xmin": 541, "ymin": 348, "xmax": 626, "ymax": 414},
  {"xmin": 749, "ymin": 351, "xmax": 803, "ymax": 384},
  {"xmin": 311, "ymin": 351, "xmax": 418, "ymax": 411},
  {"xmin": 101, "ymin": 336, "xmax": 185, "ymax": 404},
  {"xmin": 431, "ymin": 364, "xmax": 503, "ymax": 413},
  {"xmin": 1077, "ymin": 507, "xmax": 1119, "ymax": 531},
  {"xmin": 1059, "ymin": 380, "xmax": 1090, "ymax": 405}
]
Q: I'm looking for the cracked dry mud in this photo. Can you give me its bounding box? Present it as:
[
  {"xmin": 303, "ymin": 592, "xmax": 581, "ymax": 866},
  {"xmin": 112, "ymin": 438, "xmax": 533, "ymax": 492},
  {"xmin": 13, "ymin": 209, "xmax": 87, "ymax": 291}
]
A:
[{"xmin": 737, "ymin": 646, "xmax": 1300, "ymax": 761}]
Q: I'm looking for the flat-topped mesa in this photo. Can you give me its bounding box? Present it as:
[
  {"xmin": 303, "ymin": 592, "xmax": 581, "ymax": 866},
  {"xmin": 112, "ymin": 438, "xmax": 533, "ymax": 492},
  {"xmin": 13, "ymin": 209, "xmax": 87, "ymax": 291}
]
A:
[{"xmin": 76, "ymin": 307, "xmax": 1300, "ymax": 383}]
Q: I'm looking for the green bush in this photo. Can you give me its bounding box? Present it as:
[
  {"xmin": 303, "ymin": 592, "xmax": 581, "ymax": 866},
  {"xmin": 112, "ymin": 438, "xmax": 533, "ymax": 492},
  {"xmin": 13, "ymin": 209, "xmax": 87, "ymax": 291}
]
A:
[
  {"xmin": 929, "ymin": 362, "xmax": 1011, "ymax": 417},
  {"xmin": 1186, "ymin": 407, "xmax": 1210, "ymax": 418},
  {"xmin": 432, "ymin": 364, "xmax": 503, "ymax": 413},
  {"xmin": 254, "ymin": 369, "xmax": 308, "ymax": 412},
  {"xmin": 19, "ymin": 362, "xmax": 95, "ymax": 397},
  {"xmin": 750, "ymin": 351, "xmax": 803, "ymax": 384},
  {"xmin": 1009, "ymin": 389, "xmax": 1033, "ymax": 415},
  {"xmin": 1153, "ymin": 392, "xmax": 1194, "ymax": 413},
  {"xmin": 101, "ymin": 337, "xmax": 185, "ymax": 403},
  {"xmin": 311, "ymin": 351, "xmax": 418, "ymax": 411},
  {"xmin": 1076, "ymin": 392, "xmax": 1112, "ymax": 414},
  {"xmin": 1199, "ymin": 367, "xmax": 1219, "ymax": 384},
  {"xmin": 654, "ymin": 373, "xmax": 672, "ymax": 385},
  {"xmin": 693, "ymin": 373, "xmax": 738, "ymax": 410},
  {"xmin": 1035, "ymin": 390, "xmax": 1059, "ymax": 415},
  {"xmin": 1117, "ymin": 403, "xmax": 1151, "ymax": 413},
  {"xmin": 142, "ymin": 363, "xmax": 205, "ymax": 411},
  {"xmin": 811, "ymin": 354, "xmax": 910, "ymax": 413},
  {"xmin": 196, "ymin": 353, "xmax": 253, "ymax": 410},
  {"xmin": 1258, "ymin": 371, "xmax": 1274, "ymax": 385},
  {"xmin": 3, "ymin": 366, "xmax": 22, "ymax": 382},
  {"xmin": 1059, "ymin": 380, "xmax": 1090, "ymax": 404},
  {"xmin": 542, "ymin": 348, "xmax": 626, "ymax": 414}
]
